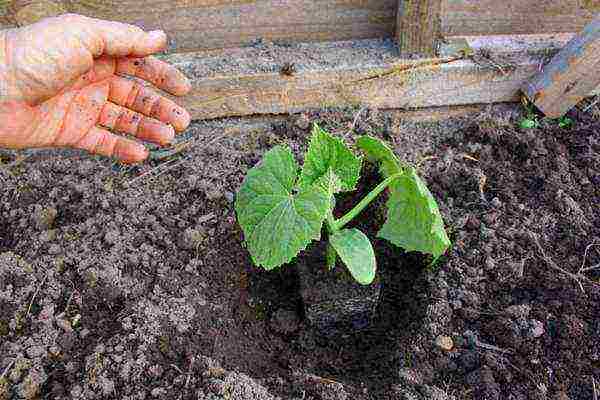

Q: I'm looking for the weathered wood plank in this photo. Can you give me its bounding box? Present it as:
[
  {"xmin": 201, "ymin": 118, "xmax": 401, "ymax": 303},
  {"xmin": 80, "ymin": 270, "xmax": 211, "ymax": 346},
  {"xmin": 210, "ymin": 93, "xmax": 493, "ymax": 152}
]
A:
[
  {"xmin": 442, "ymin": 0, "xmax": 600, "ymax": 37},
  {"xmin": 13, "ymin": 0, "xmax": 66, "ymax": 25},
  {"xmin": 396, "ymin": 0, "xmax": 441, "ymax": 56},
  {"xmin": 1, "ymin": 0, "xmax": 69, "ymax": 27},
  {"xmin": 0, "ymin": 0, "xmax": 13, "ymax": 27},
  {"xmin": 156, "ymin": 36, "xmax": 600, "ymax": 120},
  {"xmin": 0, "ymin": 21, "xmax": 12, "ymax": 30},
  {"xmin": 522, "ymin": 17, "xmax": 600, "ymax": 117},
  {"xmin": 3, "ymin": 0, "xmax": 599, "ymax": 55},
  {"xmin": 63, "ymin": 0, "xmax": 396, "ymax": 53}
]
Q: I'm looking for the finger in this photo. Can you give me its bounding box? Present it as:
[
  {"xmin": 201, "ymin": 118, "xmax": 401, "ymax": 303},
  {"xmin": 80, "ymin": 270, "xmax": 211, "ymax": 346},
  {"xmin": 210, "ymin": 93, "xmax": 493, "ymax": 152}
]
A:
[
  {"xmin": 60, "ymin": 14, "xmax": 167, "ymax": 58},
  {"xmin": 108, "ymin": 76, "xmax": 191, "ymax": 132},
  {"xmin": 74, "ymin": 126, "xmax": 149, "ymax": 164},
  {"xmin": 116, "ymin": 56, "xmax": 191, "ymax": 96},
  {"xmin": 98, "ymin": 102, "xmax": 175, "ymax": 146},
  {"xmin": 65, "ymin": 55, "xmax": 191, "ymax": 98},
  {"xmin": 60, "ymin": 56, "xmax": 116, "ymax": 93}
]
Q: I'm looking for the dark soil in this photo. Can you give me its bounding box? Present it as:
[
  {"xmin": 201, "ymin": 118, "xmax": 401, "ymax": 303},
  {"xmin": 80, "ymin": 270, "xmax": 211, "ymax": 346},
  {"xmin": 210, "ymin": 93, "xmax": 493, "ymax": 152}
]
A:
[{"xmin": 0, "ymin": 102, "xmax": 598, "ymax": 400}]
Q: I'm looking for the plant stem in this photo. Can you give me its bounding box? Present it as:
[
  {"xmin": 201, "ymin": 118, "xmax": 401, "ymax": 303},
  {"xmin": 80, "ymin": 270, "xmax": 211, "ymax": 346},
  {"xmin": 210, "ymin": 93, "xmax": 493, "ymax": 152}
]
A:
[
  {"xmin": 326, "ymin": 242, "xmax": 337, "ymax": 270},
  {"xmin": 326, "ymin": 213, "xmax": 336, "ymax": 233},
  {"xmin": 325, "ymin": 210, "xmax": 338, "ymax": 269},
  {"xmin": 332, "ymin": 173, "xmax": 402, "ymax": 231}
]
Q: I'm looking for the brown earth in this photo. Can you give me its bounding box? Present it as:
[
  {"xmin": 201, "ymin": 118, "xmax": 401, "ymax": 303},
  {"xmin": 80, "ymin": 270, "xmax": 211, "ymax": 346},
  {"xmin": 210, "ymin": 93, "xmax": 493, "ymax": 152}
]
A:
[{"xmin": 0, "ymin": 101, "xmax": 598, "ymax": 399}]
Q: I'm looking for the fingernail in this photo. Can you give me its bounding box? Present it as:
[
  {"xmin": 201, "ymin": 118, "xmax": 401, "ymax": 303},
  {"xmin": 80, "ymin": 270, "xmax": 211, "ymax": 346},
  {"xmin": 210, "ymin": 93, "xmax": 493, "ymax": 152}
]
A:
[
  {"xmin": 182, "ymin": 110, "xmax": 191, "ymax": 130},
  {"xmin": 128, "ymin": 145, "xmax": 149, "ymax": 164},
  {"xmin": 171, "ymin": 107, "xmax": 191, "ymax": 132},
  {"xmin": 163, "ymin": 126, "xmax": 176, "ymax": 145}
]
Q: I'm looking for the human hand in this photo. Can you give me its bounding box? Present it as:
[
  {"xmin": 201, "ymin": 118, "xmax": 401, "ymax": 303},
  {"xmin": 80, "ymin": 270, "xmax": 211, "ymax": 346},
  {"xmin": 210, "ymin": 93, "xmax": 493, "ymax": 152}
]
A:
[{"xmin": 0, "ymin": 14, "xmax": 192, "ymax": 163}]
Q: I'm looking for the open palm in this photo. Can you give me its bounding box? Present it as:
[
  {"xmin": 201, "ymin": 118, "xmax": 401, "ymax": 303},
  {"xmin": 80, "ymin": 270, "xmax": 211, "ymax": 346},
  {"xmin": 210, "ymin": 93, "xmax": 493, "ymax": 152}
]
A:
[{"xmin": 0, "ymin": 14, "xmax": 191, "ymax": 163}]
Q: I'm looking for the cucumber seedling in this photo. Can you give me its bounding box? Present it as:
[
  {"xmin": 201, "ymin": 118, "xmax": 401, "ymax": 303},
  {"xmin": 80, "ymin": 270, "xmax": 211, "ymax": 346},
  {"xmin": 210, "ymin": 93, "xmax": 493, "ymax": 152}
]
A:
[{"xmin": 235, "ymin": 124, "xmax": 450, "ymax": 285}]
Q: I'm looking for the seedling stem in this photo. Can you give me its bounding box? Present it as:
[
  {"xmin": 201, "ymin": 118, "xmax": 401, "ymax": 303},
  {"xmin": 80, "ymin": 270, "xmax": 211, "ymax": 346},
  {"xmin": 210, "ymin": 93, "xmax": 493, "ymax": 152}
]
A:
[
  {"xmin": 326, "ymin": 243, "xmax": 337, "ymax": 270},
  {"xmin": 331, "ymin": 173, "xmax": 403, "ymax": 232}
]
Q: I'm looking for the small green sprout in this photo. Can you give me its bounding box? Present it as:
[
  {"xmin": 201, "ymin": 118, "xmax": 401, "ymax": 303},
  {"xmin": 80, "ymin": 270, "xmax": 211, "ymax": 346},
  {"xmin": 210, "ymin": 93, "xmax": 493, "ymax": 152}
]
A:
[
  {"xmin": 235, "ymin": 124, "xmax": 450, "ymax": 285},
  {"xmin": 519, "ymin": 96, "xmax": 540, "ymax": 129},
  {"xmin": 519, "ymin": 117, "xmax": 540, "ymax": 129},
  {"xmin": 557, "ymin": 116, "xmax": 574, "ymax": 129},
  {"xmin": 518, "ymin": 96, "xmax": 574, "ymax": 129}
]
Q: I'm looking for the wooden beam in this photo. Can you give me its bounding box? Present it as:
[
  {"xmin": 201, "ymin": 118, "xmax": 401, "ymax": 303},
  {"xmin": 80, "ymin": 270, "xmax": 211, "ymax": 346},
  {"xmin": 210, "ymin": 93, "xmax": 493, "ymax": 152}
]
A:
[
  {"xmin": 14, "ymin": 0, "xmax": 66, "ymax": 26},
  {"xmin": 396, "ymin": 0, "xmax": 441, "ymax": 56},
  {"xmin": 0, "ymin": 0, "xmax": 68, "ymax": 27},
  {"xmin": 442, "ymin": 0, "xmax": 600, "ymax": 37},
  {"xmin": 64, "ymin": 0, "xmax": 396, "ymax": 53},
  {"xmin": 3, "ymin": 0, "xmax": 600, "ymax": 54},
  {"xmin": 0, "ymin": 0, "xmax": 396, "ymax": 52},
  {"xmin": 522, "ymin": 17, "xmax": 600, "ymax": 117},
  {"xmin": 156, "ymin": 35, "xmax": 600, "ymax": 121},
  {"xmin": 0, "ymin": 0, "xmax": 13, "ymax": 27}
]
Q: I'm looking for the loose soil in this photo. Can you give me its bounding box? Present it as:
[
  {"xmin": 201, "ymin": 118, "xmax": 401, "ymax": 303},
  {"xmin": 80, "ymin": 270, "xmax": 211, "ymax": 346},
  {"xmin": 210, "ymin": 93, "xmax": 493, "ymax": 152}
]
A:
[{"xmin": 0, "ymin": 102, "xmax": 598, "ymax": 400}]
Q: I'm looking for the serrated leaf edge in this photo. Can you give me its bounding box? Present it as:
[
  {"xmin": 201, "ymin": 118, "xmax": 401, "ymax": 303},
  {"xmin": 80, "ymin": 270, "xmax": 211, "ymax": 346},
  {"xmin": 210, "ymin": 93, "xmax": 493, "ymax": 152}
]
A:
[
  {"xmin": 235, "ymin": 145, "xmax": 328, "ymax": 270},
  {"xmin": 299, "ymin": 123, "xmax": 362, "ymax": 192},
  {"xmin": 252, "ymin": 189, "xmax": 326, "ymax": 270}
]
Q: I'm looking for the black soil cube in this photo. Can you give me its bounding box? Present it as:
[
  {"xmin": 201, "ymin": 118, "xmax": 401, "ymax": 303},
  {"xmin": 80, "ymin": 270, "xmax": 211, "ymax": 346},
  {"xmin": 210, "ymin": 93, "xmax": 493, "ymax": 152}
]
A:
[{"xmin": 297, "ymin": 244, "xmax": 382, "ymax": 336}]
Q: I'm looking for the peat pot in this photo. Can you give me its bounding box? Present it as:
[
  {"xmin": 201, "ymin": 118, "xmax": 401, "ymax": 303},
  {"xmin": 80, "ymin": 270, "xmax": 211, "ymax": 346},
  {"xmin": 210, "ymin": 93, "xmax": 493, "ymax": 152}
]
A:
[{"xmin": 297, "ymin": 245, "xmax": 382, "ymax": 336}]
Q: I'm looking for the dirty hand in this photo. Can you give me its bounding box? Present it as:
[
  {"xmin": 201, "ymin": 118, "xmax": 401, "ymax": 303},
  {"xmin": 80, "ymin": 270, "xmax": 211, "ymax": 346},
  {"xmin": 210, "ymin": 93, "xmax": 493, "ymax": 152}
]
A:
[{"xmin": 0, "ymin": 14, "xmax": 191, "ymax": 163}]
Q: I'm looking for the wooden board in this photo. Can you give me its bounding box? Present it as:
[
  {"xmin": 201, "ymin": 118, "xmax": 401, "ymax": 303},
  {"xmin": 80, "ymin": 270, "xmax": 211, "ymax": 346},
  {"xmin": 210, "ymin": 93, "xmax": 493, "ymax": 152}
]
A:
[
  {"xmin": 61, "ymin": 0, "xmax": 396, "ymax": 53},
  {"xmin": 155, "ymin": 35, "xmax": 600, "ymax": 120},
  {"xmin": 523, "ymin": 17, "xmax": 600, "ymax": 117},
  {"xmin": 396, "ymin": 0, "xmax": 442, "ymax": 56},
  {"xmin": 3, "ymin": 0, "xmax": 600, "ymax": 54},
  {"xmin": 442, "ymin": 0, "xmax": 600, "ymax": 37},
  {"xmin": 0, "ymin": 0, "xmax": 13, "ymax": 28}
]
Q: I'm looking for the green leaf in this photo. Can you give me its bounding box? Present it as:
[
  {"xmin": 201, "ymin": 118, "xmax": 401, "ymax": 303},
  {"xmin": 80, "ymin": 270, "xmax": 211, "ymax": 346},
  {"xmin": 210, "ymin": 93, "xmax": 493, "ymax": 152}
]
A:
[
  {"xmin": 298, "ymin": 124, "xmax": 361, "ymax": 194},
  {"xmin": 330, "ymin": 228, "xmax": 376, "ymax": 285},
  {"xmin": 235, "ymin": 146, "xmax": 330, "ymax": 269},
  {"xmin": 357, "ymin": 135, "xmax": 450, "ymax": 258},
  {"xmin": 356, "ymin": 135, "xmax": 407, "ymax": 178},
  {"xmin": 558, "ymin": 116, "xmax": 573, "ymax": 129},
  {"xmin": 315, "ymin": 169, "xmax": 343, "ymax": 203},
  {"xmin": 519, "ymin": 118, "xmax": 538, "ymax": 129},
  {"xmin": 381, "ymin": 167, "xmax": 451, "ymax": 258}
]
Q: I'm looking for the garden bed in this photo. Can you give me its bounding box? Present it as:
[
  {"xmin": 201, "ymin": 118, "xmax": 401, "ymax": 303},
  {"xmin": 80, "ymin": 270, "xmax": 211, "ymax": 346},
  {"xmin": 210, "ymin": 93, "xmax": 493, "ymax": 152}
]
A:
[{"xmin": 0, "ymin": 102, "xmax": 598, "ymax": 399}]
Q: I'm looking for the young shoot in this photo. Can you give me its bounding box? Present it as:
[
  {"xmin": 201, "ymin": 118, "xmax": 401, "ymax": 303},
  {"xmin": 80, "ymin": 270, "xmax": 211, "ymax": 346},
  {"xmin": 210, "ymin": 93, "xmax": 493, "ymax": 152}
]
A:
[{"xmin": 235, "ymin": 124, "xmax": 450, "ymax": 285}]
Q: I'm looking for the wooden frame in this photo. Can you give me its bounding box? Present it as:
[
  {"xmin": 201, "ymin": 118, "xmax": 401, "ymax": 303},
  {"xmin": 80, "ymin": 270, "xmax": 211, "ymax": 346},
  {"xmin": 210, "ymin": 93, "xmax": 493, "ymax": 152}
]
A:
[
  {"xmin": 523, "ymin": 17, "xmax": 600, "ymax": 117},
  {"xmin": 1, "ymin": 0, "xmax": 396, "ymax": 52},
  {"xmin": 396, "ymin": 0, "xmax": 441, "ymax": 56},
  {"xmin": 2, "ymin": 1, "xmax": 599, "ymax": 52},
  {"xmin": 442, "ymin": 0, "xmax": 600, "ymax": 37},
  {"xmin": 158, "ymin": 34, "xmax": 600, "ymax": 120},
  {"xmin": 1, "ymin": 0, "xmax": 599, "ymax": 120}
]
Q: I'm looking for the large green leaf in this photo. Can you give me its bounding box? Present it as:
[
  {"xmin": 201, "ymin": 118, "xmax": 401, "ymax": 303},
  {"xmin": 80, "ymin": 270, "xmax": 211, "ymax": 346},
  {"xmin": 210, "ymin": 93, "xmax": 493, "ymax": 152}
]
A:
[
  {"xmin": 357, "ymin": 135, "xmax": 450, "ymax": 258},
  {"xmin": 298, "ymin": 124, "xmax": 362, "ymax": 194},
  {"xmin": 381, "ymin": 167, "xmax": 450, "ymax": 258},
  {"xmin": 235, "ymin": 146, "xmax": 330, "ymax": 269}
]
